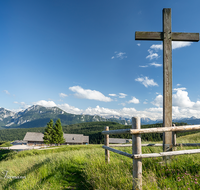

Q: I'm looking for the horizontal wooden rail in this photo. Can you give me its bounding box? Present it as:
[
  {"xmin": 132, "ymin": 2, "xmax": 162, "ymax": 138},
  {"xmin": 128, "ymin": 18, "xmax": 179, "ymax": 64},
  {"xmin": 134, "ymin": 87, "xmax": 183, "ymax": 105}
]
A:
[
  {"xmin": 176, "ymin": 143, "xmax": 200, "ymax": 147},
  {"xmin": 110, "ymin": 144, "xmax": 163, "ymax": 147},
  {"xmin": 109, "ymin": 143, "xmax": 200, "ymax": 147},
  {"xmin": 134, "ymin": 149, "xmax": 200, "ymax": 159},
  {"xmin": 102, "ymin": 125, "xmax": 200, "ymax": 135},
  {"xmin": 102, "ymin": 145, "xmax": 132, "ymax": 158}
]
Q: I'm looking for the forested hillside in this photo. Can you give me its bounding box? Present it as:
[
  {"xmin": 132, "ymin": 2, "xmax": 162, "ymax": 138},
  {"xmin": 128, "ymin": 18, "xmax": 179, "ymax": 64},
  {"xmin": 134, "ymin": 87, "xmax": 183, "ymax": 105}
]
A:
[{"xmin": 0, "ymin": 121, "xmax": 197, "ymax": 143}]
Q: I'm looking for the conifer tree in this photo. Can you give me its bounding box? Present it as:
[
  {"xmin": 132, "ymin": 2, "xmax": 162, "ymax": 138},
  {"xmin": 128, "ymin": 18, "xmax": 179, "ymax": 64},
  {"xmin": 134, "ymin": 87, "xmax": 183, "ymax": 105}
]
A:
[
  {"xmin": 52, "ymin": 119, "xmax": 65, "ymax": 145},
  {"xmin": 43, "ymin": 119, "xmax": 54, "ymax": 145}
]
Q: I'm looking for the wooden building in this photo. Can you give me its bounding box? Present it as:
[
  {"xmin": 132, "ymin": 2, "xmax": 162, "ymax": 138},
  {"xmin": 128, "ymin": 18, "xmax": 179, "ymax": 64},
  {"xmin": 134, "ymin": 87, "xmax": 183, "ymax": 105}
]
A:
[{"xmin": 23, "ymin": 132, "xmax": 89, "ymax": 146}]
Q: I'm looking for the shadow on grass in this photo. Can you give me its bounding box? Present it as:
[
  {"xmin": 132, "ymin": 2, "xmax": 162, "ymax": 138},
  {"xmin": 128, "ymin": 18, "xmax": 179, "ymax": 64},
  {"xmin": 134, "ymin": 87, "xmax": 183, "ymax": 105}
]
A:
[
  {"xmin": 0, "ymin": 150, "xmax": 17, "ymax": 161},
  {"xmin": 3, "ymin": 157, "xmax": 92, "ymax": 190}
]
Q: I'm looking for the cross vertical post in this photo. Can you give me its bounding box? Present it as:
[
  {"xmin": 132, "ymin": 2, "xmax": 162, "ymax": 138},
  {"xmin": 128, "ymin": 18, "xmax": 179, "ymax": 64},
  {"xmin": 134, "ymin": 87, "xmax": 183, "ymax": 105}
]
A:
[{"xmin": 163, "ymin": 8, "xmax": 173, "ymax": 154}]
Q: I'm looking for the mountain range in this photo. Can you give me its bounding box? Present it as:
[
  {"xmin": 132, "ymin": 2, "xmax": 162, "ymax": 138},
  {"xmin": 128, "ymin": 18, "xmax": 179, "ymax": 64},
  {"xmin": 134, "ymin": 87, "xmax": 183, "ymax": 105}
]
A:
[{"xmin": 0, "ymin": 105, "xmax": 200, "ymax": 129}]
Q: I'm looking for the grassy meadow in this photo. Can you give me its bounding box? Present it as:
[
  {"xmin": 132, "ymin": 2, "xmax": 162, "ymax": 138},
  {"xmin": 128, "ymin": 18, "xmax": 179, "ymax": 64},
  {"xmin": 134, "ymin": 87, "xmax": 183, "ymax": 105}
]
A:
[{"xmin": 0, "ymin": 133, "xmax": 200, "ymax": 189}]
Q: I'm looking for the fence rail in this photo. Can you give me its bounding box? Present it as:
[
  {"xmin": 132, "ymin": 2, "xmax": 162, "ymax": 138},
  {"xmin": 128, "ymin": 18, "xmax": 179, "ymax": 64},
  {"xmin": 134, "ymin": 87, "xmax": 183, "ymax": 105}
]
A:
[
  {"xmin": 102, "ymin": 125, "xmax": 200, "ymax": 135},
  {"xmin": 102, "ymin": 117, "xmax": 200, "ymax": 190}
]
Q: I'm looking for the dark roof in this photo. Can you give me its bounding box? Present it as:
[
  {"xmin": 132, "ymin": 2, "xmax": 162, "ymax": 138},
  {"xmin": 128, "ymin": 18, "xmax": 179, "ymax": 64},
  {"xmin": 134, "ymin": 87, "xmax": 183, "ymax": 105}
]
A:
[
  {"xmin": 64, "ymin": 134, "xmax": 84, "ymax": 143},
  {"xmin": 23, "ymin": 132, "xmax": 89, "ymax": 143},
  {"xmin": 23, "ymin": 132, "xmax": 44, "ymax": 142},
  {"xmin": 83, "ymin": 136, "xmax": 89, "ymax": 143}
]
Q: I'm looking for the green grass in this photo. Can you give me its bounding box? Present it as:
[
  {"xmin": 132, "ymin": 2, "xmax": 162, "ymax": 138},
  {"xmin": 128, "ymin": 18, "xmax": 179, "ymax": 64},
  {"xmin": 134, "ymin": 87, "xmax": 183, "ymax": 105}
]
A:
[{"xmin": 0, "ymin": 133, "xmax": 200, "ymax": 189}]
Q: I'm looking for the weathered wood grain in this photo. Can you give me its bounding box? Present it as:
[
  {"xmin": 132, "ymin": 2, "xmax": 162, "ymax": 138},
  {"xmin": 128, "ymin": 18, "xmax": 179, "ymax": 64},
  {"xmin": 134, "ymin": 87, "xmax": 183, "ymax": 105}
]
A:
[
  {"xmin": 132, "ymin": 117, "xmax": 142, "ymax": 190},
  {"xmin": 134, "ymin": 149, "xmax": 200, "ymax": 159},
  {"xmin": 172, "ymin": 32, "xmax": 199, "ymax": 41},
  {"xmin": 129, "ymin": 125, "xmax": 200, "ymax": 134},
  {"xmin": 176, "ymin": 143, "xmax": 200, "ymax": 147},
  {"xmin": 104, "ymin": 126, "xmax": 110, "ymax": 163},
  {"xmin": 102, "ymin": 145, "xmax": 132, "ymax": 158},
  {"xmin": 102, "ymin": 125, "xmax": 200, "ymax": 135},
  {"xmin": 135, "ymin": 32, "xmax": 199, "ymax": 41},
  {"xmin": 135, "ymin": 32, "xmax": 162, "ymax": 40}
]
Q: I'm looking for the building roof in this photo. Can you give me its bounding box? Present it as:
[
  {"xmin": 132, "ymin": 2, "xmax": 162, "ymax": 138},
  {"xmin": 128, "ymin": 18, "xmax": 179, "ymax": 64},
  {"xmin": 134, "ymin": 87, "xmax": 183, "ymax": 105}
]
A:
[
  {"xmin": 23, "ymin": 132, "xmax": 89, "ymax": 143},
  {"xmin": 64, "ymin": 134, "xmax": 84, "ymax": 143},
  {"xmin": 23, "ymin": 132, "xmax": 44, "ymax": 142}
]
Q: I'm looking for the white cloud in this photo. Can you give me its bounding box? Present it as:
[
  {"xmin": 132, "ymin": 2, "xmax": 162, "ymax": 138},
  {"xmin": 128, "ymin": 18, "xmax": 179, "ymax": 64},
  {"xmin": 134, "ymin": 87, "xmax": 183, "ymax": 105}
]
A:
[
  {"xmin": 34, "ymin": 100, "xmax": 57, "ymax": 107},
  {"xmin": 135, "ymin": 76, "xmax": 158, "ymax": 88},
  {"xmin": 150, "ymin": 42, "xmax": 192, "ymax": 51},
  {"xmin": 146, "ymin": 49, "xmax": 159, "ymax": 60},
  {"xmin": 150, "ymin": 62, "xmax": 162, "ymax": 67},
  {"xmin": 112, "ymin": 51, "xmax": 127, "ymax": 59},
  {"xmin": 177, "ymin": 84, "xmax": 181, "ymax": 87},
  {"xmin": 137, "ymin": 43, "xmax": 141, "ymax": 46},
  {"xmin": 151, "ymin": 94, "xmax": 163, "ymax": 107},
  {"xmin": 139, "ymin": 65, "xmax": 148, "ymax": 68},
  {"xmin": 109, "ymin": 94, "xmax": 117, "ymax": 97},
  {"xmin": 150, "ymin": 44, "xmax": 162, "ymax": 51},
  {"xmin": 3, "ymin": 90, "xmax": 10, "ymax": 95},
  {"xmin": 172, "ymin": 41, "xmax": 192, "ymax": 50},
  {"xmin": 57, "ymin": 103, "xmax": 83, "ymax": 115},
  {"xmin": 128, "ymin": 97, "xmax": 140, "ymax": 104},
  {"xmin": 119, "ymin": 93, "xmax": 127, "ymax": 98},
  {"xmin": 69, "ymin": 86, "xmax": 113, "ymax": 102},
  {"xmin": 172, "ymin": 88, "xmax": 194, "ymax": 108},
  {"xmin": 143, "ymin": 101, "xmax": 148, "ymax": 104},
  {"xmin": 173, "ymin": 87, "xmax": 187, "ymax": 91},
  {"xmin": 59, "ymin": 93, "xmax": 68, "ymax": 98}
]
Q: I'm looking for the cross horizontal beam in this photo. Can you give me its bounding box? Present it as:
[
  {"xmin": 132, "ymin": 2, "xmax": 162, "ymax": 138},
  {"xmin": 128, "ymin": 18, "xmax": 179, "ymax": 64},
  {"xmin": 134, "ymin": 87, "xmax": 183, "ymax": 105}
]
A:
[{"xmin": 135, "ymin": 31, "xmax": 199, "ymax": 41}]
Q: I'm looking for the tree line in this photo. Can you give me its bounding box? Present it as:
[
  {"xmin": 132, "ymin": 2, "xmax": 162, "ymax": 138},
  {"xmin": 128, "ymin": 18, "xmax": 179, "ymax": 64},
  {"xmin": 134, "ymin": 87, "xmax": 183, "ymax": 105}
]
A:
[{"xmin": 0, "ymin": 120, "xmax": 198, "ymax": 144}]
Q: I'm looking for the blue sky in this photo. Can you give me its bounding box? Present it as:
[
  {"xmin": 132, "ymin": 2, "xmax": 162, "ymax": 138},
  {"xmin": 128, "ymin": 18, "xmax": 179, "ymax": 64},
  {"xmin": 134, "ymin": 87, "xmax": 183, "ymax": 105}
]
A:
[{"xmin": 1, "ymin": 0, "xmax": 200, "ymax": 120}]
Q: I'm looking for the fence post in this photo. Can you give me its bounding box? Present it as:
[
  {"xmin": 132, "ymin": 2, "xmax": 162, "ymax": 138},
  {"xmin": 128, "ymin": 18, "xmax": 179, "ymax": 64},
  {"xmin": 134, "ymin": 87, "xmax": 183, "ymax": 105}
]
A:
[
  {"xmin": 105, "ymin": 126, "xmax": 110, "ymax": 163},
  {"xmin": 132, "ymin": 117, "xmax": 142, "ymax": 190},
  {"xmin": 172, "ymin": 124, "xmax": 177, "ymax": 151}
]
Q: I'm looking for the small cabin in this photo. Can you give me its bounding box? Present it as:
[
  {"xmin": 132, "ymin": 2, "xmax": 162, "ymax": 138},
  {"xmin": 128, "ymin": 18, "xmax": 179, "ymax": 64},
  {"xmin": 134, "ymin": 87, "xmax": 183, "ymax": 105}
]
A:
[{"xmin": 23, "ymin": 132, "xmax": 89, "ymax": 146}]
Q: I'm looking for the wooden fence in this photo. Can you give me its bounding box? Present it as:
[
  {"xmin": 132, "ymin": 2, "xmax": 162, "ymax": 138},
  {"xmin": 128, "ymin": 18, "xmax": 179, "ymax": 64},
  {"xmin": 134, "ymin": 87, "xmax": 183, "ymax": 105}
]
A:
[{"xmin": 102, "ymin": 117, "xmax": 200, "ymax": 190}]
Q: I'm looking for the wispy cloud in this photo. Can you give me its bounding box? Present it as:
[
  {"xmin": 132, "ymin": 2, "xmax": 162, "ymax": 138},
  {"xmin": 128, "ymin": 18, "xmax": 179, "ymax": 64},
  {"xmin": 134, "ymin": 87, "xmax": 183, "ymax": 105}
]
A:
[
  {"xmin": 146, "ymin": 49, "xmax": 159, "ymax": 60},
  {"xmin": 69, "ymin": 86, "xmax": 113, "ymax": 102},
  {"xmin": 111, "ymin": 51, "xmax": 127, "ymax": 59},
  {"xmin": 119, "ymin": 93, "xmax": 127, "ymax": 98},
  {"xmin": 137, "ymin": 43, "xmax": 141, "ymax": 46},
  {"xmin": 59, "ymin": 93, "xmax": 68, "ymax": 98},
  {"xmin": 3, "ymin": 90, "xmax": 10, "ymax": 95},
  {"xmin": 135, "ymin": 76, "xmax": 158, "ymax": 88},
  {"xmin": 149, "ymin": 62, "xmax": 162, "ymax": 67},
  {"xmin": 109, "ymin": 94, "xmax": 117, "ymax": 97},
  {"xmin": 139, "ymin": 65, "xmax": 148, "ymax": 68}
]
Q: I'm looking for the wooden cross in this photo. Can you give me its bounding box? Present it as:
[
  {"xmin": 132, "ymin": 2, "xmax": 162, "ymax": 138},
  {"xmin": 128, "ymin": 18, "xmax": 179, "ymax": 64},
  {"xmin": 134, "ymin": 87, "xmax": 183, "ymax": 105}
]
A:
[{"xmin": 135, "ymin": 8, "xmax": 199, "ymax": 153}]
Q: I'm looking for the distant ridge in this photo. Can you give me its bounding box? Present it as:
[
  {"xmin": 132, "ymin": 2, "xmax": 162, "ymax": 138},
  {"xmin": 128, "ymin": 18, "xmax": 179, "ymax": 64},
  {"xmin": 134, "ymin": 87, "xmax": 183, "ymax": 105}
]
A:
[
  {"xmin": 0, "ymin": 105, "xmax": 200, "ymax": 129},
  {"xmin": 0, "ymin": 105, "xmax": 130, "ymax": 129}
]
